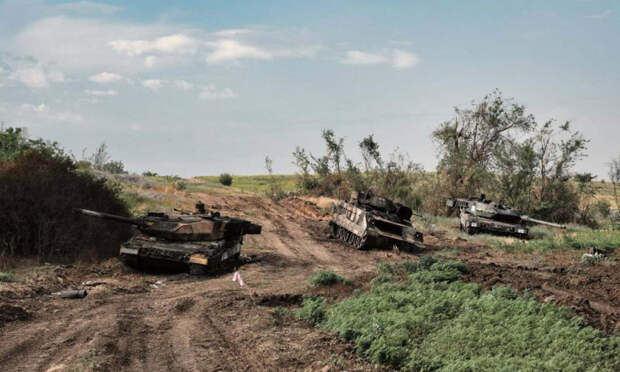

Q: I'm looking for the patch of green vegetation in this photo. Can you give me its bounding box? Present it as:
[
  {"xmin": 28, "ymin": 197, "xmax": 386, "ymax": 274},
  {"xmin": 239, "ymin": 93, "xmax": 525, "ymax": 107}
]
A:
[
  {"xmin": 120, "ymin": 191, "xmax": 177, "ymax": 214},
  {"xmin": 297, "ymin": 258, "xmax": 620, "ymax": 371},
  {"xmin": 308, "ymin": 270, "xmax": 351, "ymax": 287},
  {"xmin": 0, "ymin": 271, "xmax": 15, "ymax": 282},
  {"xmin": 195, "ymin": 174, "xmax": 298, "ymax": 194},
  {"xmin": 295, "ymin": 295, "xmax": 327, "ymax": 325},
  {"xmin": 497, "ymin": 229, "xmax": 620, "ymax": 253}
]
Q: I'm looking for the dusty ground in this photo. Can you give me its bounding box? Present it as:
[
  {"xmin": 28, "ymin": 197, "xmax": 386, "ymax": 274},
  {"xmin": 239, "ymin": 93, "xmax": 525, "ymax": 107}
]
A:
[{"xmin": 1, "ymin": 191, "xmax": 618, "ymax": 371}]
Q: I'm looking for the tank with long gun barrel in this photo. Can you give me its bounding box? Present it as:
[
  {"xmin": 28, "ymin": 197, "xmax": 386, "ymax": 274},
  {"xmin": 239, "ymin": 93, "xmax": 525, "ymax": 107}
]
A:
[
  {"xmin": 75, "ymin": 205, "xmax": 261, "ymax": 274},
  {"xmin": 446, "ymin": 195, "xmax": 565, "ymax": 239}
]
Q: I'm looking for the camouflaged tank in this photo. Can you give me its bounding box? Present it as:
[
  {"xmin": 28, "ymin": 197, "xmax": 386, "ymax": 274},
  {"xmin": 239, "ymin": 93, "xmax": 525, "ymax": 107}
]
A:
[
  {"xmin": 328, "ymin": 191, "xmax": 424, "ymax": 251},
  {"xmin": 446, "ymin": 195, "xmax": 565, "ymax": 239},
  {"xmin": 76, "ymin": 204, "xmax": 261, "ymax": 274}
]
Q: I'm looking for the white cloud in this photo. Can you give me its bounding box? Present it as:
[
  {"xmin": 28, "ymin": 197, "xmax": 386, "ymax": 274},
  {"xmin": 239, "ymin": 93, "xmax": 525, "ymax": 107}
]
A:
[
  {"xmin": 144, "ymin": 55, "xmax": 156, "ymax": 68},
  {"xmin": 84, "ymin": 89, "xmax": 117, "ymax": 96},
  {"xmin": 56, "ymin": 1, "xmax": 121, "ymax": 15},
  {"xmin": 341, "ymin": 49, "xmax": 419, "ymax": 69},
  {"xmin": 175, "ymin": 80, "xmax": 194, "ymax": 90},
  {"xmin": 142, "ymin": 79, "xmax": 165, "ymax": 91},
  {"xmin": 21, "ymin": 103, "xmax": 49, "ymax": 112},
  {"xmin": 88, "ymin": 71, "xmax": 123, "ymax": 83},
  {"xmin": 109, "ymin": 34, "xmax": 198, "ymax": 56},
  {"xmin": 205, "ymin": 39, "xmax": 272, "ymax": 64},
  {"xmin": 199, "ymin": 84, "xmax": 237, "ymax": 100},
  {"xmin": 10, "ymin": 65, "xmax": 49, "ymax": 88},
  {"xmin": 391, "ymin": 49, "xmax": 419, "ymax": 69},
  {"xmin": 585, "ymin": 10, "xmax": 612, "ymax": 19},
  {"xmin": 19, "ymin": 102, "xmax": 82, "ymax": 123},
  {"xmin": 341, "ymin": 50, "xmax": 388, "ymax": 65},
  {"xmin": 214, "ymin": 29, "xmax": 253, "ymax": 37},
  {"xmin": 10, "ymin": 17, "xmax": 177, "ymax": 73}
]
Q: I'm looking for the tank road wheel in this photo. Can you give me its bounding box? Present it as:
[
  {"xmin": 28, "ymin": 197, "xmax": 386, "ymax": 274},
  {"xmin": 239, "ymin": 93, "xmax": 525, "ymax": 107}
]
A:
[
  {"xmin": 328, "ymin": 223, "xmax": 338, "ymax": 239},
  {"xmin": 347, "ymin": 232, "xmax": 356, "ymax": 246},
  {"xmin": 466, "ymin": 226, "xmax": 476, "ymax": 235},
  {"xmin": 354, "ymin": 236, "xmax": 367, "ymax": 250}
]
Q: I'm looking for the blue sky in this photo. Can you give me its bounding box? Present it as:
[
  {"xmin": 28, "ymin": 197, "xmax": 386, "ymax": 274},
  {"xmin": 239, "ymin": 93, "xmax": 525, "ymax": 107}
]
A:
[{"xmin": 0, "ymin": 0, "xmax": 618, "ymax": 178}]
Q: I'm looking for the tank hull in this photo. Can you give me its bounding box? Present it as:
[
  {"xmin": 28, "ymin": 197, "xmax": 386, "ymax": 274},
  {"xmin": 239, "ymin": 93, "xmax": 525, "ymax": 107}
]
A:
[
  {"xmin": 119, "ymin": 233, "xmax": 242, "ymax": 274},
  {"xmin": 329, "ymin": 199, "xmax": 424, "ymax": 251},
  {"xmin": 460, "ymin": 214, "xmax": 528, "ymax": 238}
]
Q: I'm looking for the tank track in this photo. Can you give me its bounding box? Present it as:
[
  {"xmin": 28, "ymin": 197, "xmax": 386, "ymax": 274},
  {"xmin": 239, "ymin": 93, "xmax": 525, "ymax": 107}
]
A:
[{"xmin": 330, "ymin": 223, "xmax": 368, "ymax": 250}]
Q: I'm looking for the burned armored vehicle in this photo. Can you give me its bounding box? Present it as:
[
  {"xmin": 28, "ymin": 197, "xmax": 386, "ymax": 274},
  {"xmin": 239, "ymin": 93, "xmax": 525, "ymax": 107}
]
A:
[
  {"xmin": 76, "ymin": 205, "xmax": 261, "ymax": 274},
  {"xmin": 446, "ymin": 195, "xmax": 565, "ymax": 239},
  {"xmin": 329, "ymin": 191, "xmax": 424, "ymax": 251}
]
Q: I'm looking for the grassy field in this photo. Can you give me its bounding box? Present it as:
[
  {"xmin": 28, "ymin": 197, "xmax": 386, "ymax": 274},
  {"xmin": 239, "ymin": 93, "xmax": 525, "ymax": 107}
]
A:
[
  {"xmin": 193, "ymin": 175, "xmax": 298, "ymax": 194},
  {"xmin": 296, "ymin": 257, "xmax": 620, "ymax": 371}
]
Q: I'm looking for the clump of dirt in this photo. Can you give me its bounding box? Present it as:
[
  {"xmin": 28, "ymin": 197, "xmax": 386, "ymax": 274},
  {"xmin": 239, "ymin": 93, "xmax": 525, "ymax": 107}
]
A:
[
  {"xmin": 0, "ymin": 304, "xmax": 30, "ymax": 325},
  {"xmin": 257, "ymin": 294, "xmax": 303, "ymax": 307},
  {"xmin": 174, "ymin": 297, "xmax": 196, "ymax": 313}
]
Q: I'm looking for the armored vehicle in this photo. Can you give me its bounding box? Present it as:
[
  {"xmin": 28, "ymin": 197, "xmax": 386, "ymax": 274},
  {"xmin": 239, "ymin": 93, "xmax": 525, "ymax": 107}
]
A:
[
  {"xmin": 329, "ymin": 191, "xmax": 424, "ymax": 251},
  {"xmin": 446, "ymin": 195, "xmax": 565, "ymax": 239},
  {"xmin": 76, "ymin": 205, "xmax": 261, "ymax": 274}
]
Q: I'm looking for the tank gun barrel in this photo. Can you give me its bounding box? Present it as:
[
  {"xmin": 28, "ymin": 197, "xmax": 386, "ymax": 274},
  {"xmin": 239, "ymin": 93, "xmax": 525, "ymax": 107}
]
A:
[
  {"xmin": 521, "ymin": 216, "xmax": 566, "ymax": 229},
  {"xmin": 75, "ymin": 208, "xmax": 145, "ymax": 226}
]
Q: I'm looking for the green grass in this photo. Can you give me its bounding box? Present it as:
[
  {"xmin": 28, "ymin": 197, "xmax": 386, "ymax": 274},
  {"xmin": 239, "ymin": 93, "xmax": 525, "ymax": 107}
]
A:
[
  {"xmin": 0, "ymin": 271, "xmax": 15, "ymax": 282},
  {"xmin": 496, "ymin": 229, "xmax": 620, "ymax": 253},
  {"xmin": 296, "ymin": 257, "xmax": 620, "ymax": 371},
  {"xmin": 308, "ymin": 270, "xmax": 351, "ymax": 287},
  {"xmin": 194, "ymin": 174, "xmax": 298, "ymax": 194}
]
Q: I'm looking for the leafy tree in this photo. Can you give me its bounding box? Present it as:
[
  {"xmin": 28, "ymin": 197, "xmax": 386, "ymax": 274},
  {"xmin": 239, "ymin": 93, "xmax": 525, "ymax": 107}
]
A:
[
  {"xmin": 321, "ymin": 129, "xmax": 345, "ymax": 174},
  {"xmin": 530, "ymin": 121, "xmax": 588, "ymax": 221},
  {"xmin": 360, "ymin": 134, "xmax": 383, "ymax": 171},
  {"xmin": 432, "ymin": 90, "xmax": 536, "ymax": 196},
  {"xmin": 609, "ymin": 154, "xmax": 620, "ymax": 209},
  {"xmin": 0, "ymin": 127, "xmax": 67, "ymax": 162},
  {"xmin": 494, "ymin": 140, "xmax": 537, "ymax": 210}
]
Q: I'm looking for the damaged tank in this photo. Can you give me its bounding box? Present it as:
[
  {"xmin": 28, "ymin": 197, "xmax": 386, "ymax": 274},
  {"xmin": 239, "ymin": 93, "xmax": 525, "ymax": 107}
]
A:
[
  {"xmin": 446, "ymin": 195, "xmax": 565, "ymax": 239},
  {"xmin": 76, "ymin": 204, "xmax": 261, "ymax": 274},
  {"xmin": 328, "ymin": 191, "xmax": 424, "ymax": 251}
]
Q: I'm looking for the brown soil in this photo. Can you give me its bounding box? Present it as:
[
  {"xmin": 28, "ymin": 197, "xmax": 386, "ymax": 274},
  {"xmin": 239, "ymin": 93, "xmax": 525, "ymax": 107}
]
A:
[{"xmin": 1, "ymin": 190, "xmax": 618, "ymax": 371}]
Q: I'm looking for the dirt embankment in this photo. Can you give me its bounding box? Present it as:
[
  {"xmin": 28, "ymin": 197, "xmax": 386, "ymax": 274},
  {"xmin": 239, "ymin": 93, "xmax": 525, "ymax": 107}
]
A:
[{"xmin": 1, "ymin": 191, "xmax": 618, "ymax": 371}]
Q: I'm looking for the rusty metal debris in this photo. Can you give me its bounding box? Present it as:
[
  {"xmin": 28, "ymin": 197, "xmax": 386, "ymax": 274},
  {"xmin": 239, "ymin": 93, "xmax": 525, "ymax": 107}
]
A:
[{"xmin": 57, "ymin": 289, "xmax": 88, "ymax": 299}]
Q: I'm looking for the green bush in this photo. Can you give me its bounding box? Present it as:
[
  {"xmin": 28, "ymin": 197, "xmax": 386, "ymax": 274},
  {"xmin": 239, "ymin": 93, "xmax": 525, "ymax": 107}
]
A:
[
  {"xmin": 219, "ymin": 173, "xmax": 233, "ymax": 186},
  {"xmin": 0, "ymin": 272, "xmax": 15, "ymax": 282},
  {"xmin": 295, "ymin": 295, "xmax": 327, "ymax": 326},
  {"xmin": 300, "ymin": 258, "xmax": 620, "ymax": 371},
  {"xmin": 308, "ymin": 270, "xmax": 350, "ymax": 287},
  {"xmin": 0, "ymin": 148, "xmax": 131, "ymax": 262},
  {"xmin": 175, "ymin": 181, "xmax": 187, "ymax": 191}
]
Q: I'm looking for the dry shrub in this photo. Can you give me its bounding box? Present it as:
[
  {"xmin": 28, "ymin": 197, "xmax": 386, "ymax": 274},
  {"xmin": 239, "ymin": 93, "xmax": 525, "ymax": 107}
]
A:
[{"xmin": 0, "ymin": 151, "xmax": 131, "ymax": 263}]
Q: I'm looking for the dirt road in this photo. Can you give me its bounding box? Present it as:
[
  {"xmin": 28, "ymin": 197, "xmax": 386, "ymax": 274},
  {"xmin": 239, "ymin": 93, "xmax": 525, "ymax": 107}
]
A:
[
  {"xmin": 0, "ymin": 194, "xmax": 396, "ymax": 371},
  {"xmin": 1, "ymin": 192, "xmax": 618, "ymax": 371}
]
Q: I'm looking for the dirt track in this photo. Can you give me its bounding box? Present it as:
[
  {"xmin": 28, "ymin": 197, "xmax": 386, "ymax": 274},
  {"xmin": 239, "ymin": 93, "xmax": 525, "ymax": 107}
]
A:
[
  {"xmin": 0, "ymin": 194, "xmax": 395, "ymax": 371},
  {"xmin": 1, "ymin": 192, "xmax": 618, "ymax": 371}
]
